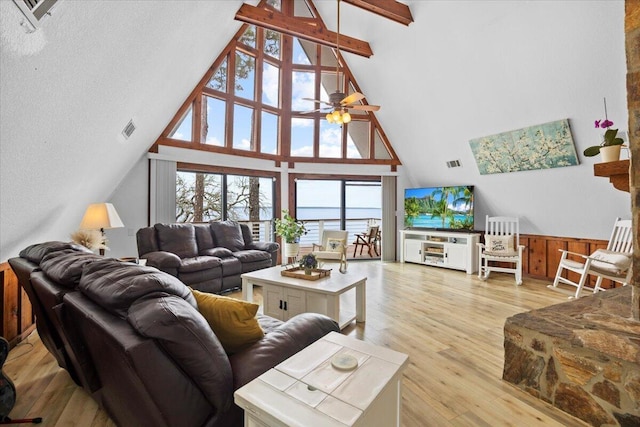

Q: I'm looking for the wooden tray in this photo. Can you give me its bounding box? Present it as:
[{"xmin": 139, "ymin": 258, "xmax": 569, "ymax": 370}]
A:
[{"xmin": 281, "ymin": 267, "xmax": 331, "ymax": 281}]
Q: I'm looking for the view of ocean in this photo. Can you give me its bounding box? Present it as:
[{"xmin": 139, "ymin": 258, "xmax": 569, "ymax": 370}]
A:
[
  {"xmin": 296, "ymin": 207, "xmax": 382, "ymax": 220},
  {"xmin": 231, "ymin": 207, "xmax": 382, "ymax": 221},
  {"xmin": 231, "ymin": 207, "xmax": 382, "ymax": 244}
]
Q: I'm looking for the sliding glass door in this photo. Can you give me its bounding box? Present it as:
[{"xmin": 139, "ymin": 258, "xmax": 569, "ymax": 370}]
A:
[{"xmin": 295, "ymin": 179, "xmax": 381, "ymax": 258}]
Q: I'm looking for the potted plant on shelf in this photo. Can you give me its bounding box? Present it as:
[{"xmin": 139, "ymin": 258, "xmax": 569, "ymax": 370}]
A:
[
  {"xmin": 583, "ymin": 98, "xmax": 625, "ymax": 162},
  {"xmin": 274, "ymin": 209, "xmax": 307, "ymax": 260}
]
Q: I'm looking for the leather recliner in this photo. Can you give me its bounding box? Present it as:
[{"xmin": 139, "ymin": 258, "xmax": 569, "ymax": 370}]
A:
[
  {"xmin": 10, "ymin": 243, "xmax": 339, "ymax": 427},
  {"xmin": 136, "ymin": 221, "xmax": 279, "ymax": 294}
]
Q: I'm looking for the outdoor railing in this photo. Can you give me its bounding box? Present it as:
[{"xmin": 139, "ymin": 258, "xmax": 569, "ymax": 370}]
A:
[{"xmin": 241, "ymin": 218, "xmax": 381, "ymax": 247}]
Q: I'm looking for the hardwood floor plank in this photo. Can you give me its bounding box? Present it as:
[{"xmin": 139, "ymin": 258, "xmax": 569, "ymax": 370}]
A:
[{"xmin": 4, "ymin": 261, "xmax": 588, "ymax": 426}]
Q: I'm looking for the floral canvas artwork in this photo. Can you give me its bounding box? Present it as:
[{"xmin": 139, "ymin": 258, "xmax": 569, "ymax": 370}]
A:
[{"xmin": 469, "ymin": 119, "xmax": 579, "ymax": 175}]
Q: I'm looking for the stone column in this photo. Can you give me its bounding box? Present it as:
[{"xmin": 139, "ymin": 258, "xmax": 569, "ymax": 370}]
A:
[{"xmin": 626, "ymin": 0, "xmax": 639, "ymax": 320}]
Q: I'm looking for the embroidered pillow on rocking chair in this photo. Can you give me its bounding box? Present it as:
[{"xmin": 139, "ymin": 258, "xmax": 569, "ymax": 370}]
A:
[{"xmin": 485, "ymin": 235, "xmax": 516, "ymax": 256}]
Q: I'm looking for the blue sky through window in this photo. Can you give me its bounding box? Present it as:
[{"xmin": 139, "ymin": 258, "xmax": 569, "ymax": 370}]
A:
[
  {"xmin": 204, "ymin": 96, "xmax": 225, "ymax": 146},
  {"xmin": 261, "ymin": 111, "xmax": 278, "ymax": 154},
  {"xmin": 233, "ymin": 105, "xmax": 254, "ymax": 150}
]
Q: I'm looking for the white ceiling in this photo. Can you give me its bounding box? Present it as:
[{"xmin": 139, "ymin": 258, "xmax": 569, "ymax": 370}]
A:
[{"xmin": 0, "ymin": 0, "xmax": 630, "ymax": 260}]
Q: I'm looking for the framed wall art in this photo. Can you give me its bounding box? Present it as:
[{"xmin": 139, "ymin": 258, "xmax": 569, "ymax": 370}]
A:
[{"xmin": 469, "ymin": 119, "xmax": 579, "ymax": 175}]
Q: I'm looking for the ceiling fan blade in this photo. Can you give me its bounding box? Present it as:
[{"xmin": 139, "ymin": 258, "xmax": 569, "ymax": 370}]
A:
[
  {"xmin": 340, "ymin": 92, "xmax": 366, "ymax": 106},
  {"xmin": 299, "ymin": 108, "xmax": 326, "ymax": 114},
  {"xmin": 349, "ymin": 104, "xmax": 381, "ymax": 111},
  {"xmin": 302, "ymin": 97, "xmax": 333, "ymax": 106}
]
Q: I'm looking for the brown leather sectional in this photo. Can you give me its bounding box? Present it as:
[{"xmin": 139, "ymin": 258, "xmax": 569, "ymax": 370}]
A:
[{"xmin": 9, "ymin": 242, "xmax": 339, "ymax": 427}]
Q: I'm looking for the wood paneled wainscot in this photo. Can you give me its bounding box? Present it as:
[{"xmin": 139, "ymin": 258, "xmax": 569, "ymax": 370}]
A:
[
  {"xmin": 1, "ymin": 261, "xmax": 35, "ymax": 347},
  {"xmin": 520, "ymin": 233, "xmax": 615, "ymax": 289}
]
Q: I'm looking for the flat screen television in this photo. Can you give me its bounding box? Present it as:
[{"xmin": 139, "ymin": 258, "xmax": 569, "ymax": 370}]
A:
[{"xmin": 404, "ymin": 185, "xmax": 474, "ymax": 231}]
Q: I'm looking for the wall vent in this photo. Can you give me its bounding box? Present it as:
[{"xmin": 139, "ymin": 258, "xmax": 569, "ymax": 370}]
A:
[
  {"xmin": 13, "ymin": 0, "xmax": 57, "ymax": 29},
  {"xmin": 446, "ymin": 159, "xmax": 461, "ymax": 168},
  {"xmin": 122, "ymin": 120, "xmax": 136, "ymax": 139}
]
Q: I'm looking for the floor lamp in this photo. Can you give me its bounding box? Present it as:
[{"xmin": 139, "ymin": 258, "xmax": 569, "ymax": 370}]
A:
[{"xmin": 79, "ymin": 203, "xmax": 124, "ymax": 255}]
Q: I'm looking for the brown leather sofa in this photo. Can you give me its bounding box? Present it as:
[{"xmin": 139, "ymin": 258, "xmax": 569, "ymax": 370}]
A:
[
  {"xmin": 7, "ymin": 241, "xmax": 98, "ymax": 388},
  {"xmin": 137, "ymin": 221, "xmax": 279, "ymax": 293},
  {"xmin": 9, "ymin": 243, "xmax": 339, "ymax": 427}
]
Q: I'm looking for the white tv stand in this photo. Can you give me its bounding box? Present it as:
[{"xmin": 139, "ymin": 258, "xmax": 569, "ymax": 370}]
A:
[{"xmin": 399, "ymin": 229, "xmax": 480, "ymax": 274}]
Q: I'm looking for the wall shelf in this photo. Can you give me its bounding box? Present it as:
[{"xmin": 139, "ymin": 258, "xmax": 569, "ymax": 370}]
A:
[{"xmin": 593, "ymin": 159, "xmax": 630, "ymax": 192}]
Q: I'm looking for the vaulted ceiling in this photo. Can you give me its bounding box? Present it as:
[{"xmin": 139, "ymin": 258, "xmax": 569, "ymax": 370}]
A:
[{"xmin": 0, "ymin": 0, "xmax": 629, "ymax": 260}]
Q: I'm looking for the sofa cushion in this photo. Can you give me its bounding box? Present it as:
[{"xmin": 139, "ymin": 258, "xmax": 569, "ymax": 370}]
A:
[
  {"xmin": 590, "ymin": 249, "xmax": 631, "ymax": 274},
  {"xmin": 136, "ymin": 227, "xmax": 159, "ymax": 256},
  {"xmin": 200, "ymin": 247, "xmax": 235, "ymax": 258},
  {"xmin": 20, "ymin": 241, "xmax": 92, "ymax": 264},
  {"xmin": 210, "ymin": 220, "xmax": 245, "ymax": 252},
  {"xmin": 179, "ymin": 256, "xmax": 221, "ymax": 273},
  {"xmin": 39, "ymin": 250, "xmax": 102, "ymax": 288},
  {"xmin": 194, "ymin": 223, "xmax": 216, "ymax": 253},
  {"xmin": 154, "ymin": 223, "xmax": 198, "ymax": 258},
  {"xmin": 127, "ymin": 294, "xmax": 233, "ymax": 412},
  {"xmin": 191, "ymin": 289, "xmax": 264, "ymax": 354},
  {"xmin": 218, "ymin": 257, "xmax": 242, "ymax": 276},
  {"xmin": 79, "ymin": 259, "xmax": 196, "ymax": 318},
  {"xmin": 232, "ymin": 249, "xmax": 272, "ymax": 264},
  {"xmin": 257, "ymin": 314, "xmax": 284, "ymax": 333}
]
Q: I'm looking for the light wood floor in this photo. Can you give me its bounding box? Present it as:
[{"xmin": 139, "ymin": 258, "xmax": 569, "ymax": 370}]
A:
[{"xmin": 4, "ymin": 262, "xmax": 587, "ymax": 426}]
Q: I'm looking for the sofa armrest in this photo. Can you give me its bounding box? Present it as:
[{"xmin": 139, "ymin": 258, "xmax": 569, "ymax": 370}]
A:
[
  {"xmin": 246, "ymin": 241, "xmax": 279, "ymax": 253},
  {"xmin": 246, "ymin": 241, "xmax": 280, "ymax": 266},
  {"xmin": 141, "ymin": 251, "xmax": 181, "ymax": 269},
  {"xmin": 228, "ymin": 313, "xmax": 339, "ymax": 389}
]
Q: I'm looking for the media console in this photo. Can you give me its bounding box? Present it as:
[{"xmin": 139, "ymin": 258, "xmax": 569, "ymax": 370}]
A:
[{"xmin": 399, "ymin": 229, "xmax": 480, "ymax": 274}]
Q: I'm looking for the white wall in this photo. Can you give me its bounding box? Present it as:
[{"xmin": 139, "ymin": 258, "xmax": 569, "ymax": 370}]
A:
[
  {"xmin": 0, "ymin": 0, "xmax": 249, "ymax": 260},
  {"xmin": 355, "ymin": 0, "xmax": 630, "ymax": 240},
  {"xmin": 105, "ymin": 155, "xmax": 148, "ymax": 258}
]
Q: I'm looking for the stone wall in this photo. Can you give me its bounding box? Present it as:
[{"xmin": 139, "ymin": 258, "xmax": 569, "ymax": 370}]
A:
[
  {"xmin": 503, "ymin": 286, "xmax": 640, "ymax": 426},
  {"xmin": 627, "ymin": 0, "xmax": 639, "ymax": 320}
]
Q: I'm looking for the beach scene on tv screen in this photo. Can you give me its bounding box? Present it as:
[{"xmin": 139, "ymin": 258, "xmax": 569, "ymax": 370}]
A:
[{"xmin": 404, "ymin": 186, "xmax": 474, "ymax": 230}]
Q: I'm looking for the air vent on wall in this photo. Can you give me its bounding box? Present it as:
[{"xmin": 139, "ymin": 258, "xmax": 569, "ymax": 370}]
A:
[
  {"xmin": 13, "ymin": 0, "xmax": 57, "ymax": 29},
  {"xmin": 122, "ymin": 120, "xmax": 136, "ymax": 139},
  {"xmin": 446, "ymin": 159, "xmax": 461, "ymax": 168}
]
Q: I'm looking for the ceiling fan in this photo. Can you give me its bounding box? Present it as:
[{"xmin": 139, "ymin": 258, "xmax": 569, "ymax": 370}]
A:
[{"xmin": 302, "ymin": 0, "xmax": 380, "ymax": 124}]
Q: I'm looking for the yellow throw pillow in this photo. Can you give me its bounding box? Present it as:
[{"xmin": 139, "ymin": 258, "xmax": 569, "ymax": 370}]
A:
[{"xmin": 191, "ymin": 289, "xmax": 264, "ymax": 353}]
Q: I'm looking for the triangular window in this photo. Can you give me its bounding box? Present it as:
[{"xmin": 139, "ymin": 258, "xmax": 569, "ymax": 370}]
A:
[
  {"xmin": 207, "ymin": 57, "xmax": 227, "ymax": 92},
  {"xmin": 168, "ymin": 106, "xmax": 193, "ymax": 141},
  {"xmin": 156, "ymin": 0, "xmax": 400, "ymax": 167}
]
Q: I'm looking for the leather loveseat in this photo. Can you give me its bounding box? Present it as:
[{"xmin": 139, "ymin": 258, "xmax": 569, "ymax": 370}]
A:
[
  {"xmin": 9, "ymin": 242, "xmax": 339, "ymax": 427},
  {"xmin": 136, "ymin": 220, "xmax": 279, "ymax": 294}
]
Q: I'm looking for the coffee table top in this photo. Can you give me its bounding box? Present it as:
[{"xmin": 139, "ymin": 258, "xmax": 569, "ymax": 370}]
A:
[
  {"xmin": 241, "ymin": 265, "xmax": 366, "ymax": 295},
  {"xmin": 234, "ymin": 332, "xmax": 409, "ymax": 426}
]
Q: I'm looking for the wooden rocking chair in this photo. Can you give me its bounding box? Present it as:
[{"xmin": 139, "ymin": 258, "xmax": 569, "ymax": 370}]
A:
[
  {"xmin": 547, "ymin": 218, "xmax": 632, "ymax": 299},
  {"xmin": 477, "ymin": 216, "xmax": 525, "ymax": 285}
]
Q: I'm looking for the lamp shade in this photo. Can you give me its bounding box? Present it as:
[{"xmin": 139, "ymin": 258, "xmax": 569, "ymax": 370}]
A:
[{"xmin": 79, "ymin": 203, "xmax": 124, "ymax": 230}]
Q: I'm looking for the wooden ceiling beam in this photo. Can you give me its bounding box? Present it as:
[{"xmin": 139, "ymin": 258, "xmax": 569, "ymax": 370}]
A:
[
  {"xmin": 342, "ymin": 0, "xmax": 413, "ymax": 26},
  {"xmin": 235, "ymin": 3, "xmax": 373, "ymax": 58}
]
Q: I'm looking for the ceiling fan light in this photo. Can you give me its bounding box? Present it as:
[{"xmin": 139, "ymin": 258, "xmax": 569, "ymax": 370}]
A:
[
  {"xmin": 332, "ymin": 110, "xmax": 341, "ymax": 121},
  {"xmin": 342, "ymin": 112, "xmax": 351, "ymax": 123},
  {"xmin": 326, "ymin": 113, "xmax": 334, "ymax": 123}
]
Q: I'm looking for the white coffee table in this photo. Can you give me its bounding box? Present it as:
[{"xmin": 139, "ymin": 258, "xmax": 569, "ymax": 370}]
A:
[
  {"xmin": 234, "ymin": 332, "xmax": 409, "ymax": 427},
  {"xmin": 241, "ymin": 266, "xmax": 366, "ymax": 330}
]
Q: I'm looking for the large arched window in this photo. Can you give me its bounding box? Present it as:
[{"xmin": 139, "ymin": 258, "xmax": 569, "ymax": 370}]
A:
[{"xmin": 155, "ymin": 0, "xmax": 400, "ymax": 166}]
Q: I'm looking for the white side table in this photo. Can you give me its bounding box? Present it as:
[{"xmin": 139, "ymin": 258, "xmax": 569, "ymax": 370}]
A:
[{"xmin": 234, "ymin": 332, "xmax": 409, "ymax": 427}]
